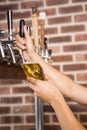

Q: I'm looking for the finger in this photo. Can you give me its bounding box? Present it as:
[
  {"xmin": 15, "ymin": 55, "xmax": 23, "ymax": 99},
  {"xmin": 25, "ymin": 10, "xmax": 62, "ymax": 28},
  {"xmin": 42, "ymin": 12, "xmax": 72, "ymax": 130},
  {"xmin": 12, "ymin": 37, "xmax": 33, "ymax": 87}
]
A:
[
  {"xmin": 15, "ymin": 34, "xmax": 25, "ymax": 45},
  {"xmin": 27, "ymin": 77, "xmax": 40, "ymax": 85},
  {"xmin": 27, "ymin": 76, "xmax": 38, "ymax": 85},
  {"xmin": 24, "ymin": 26, "xmax": 33, "ymax": 45},
  {"xmin": 15, "ymin": 27, "xmax": 19, "ymax": 33},
  {"xmin": 29, "ymin": 82, "xmax": 36, "ymax": 91},
  {"xmin": 16, "ymin": 41, "xmax": 27, "ymax": 50}
]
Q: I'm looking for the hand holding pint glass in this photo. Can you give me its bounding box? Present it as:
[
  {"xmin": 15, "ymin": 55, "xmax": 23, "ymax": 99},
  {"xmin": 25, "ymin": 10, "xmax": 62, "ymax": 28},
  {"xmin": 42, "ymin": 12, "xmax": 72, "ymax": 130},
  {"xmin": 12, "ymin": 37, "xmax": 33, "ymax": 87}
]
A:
[{"xmin": 19, "ymin": 19, "xmax": 45, "ymax": 80}]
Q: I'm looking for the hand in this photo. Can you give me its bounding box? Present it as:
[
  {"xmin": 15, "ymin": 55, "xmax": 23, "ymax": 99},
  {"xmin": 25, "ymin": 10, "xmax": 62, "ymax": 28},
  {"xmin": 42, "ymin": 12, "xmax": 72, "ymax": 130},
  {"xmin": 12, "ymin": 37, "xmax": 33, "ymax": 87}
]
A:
[
  {"xmin": 15, "ymin": 25, "xmax": 35, "ymax": 61},
  {"xmin": 27, "ymin": 74, "xmax": 63, "ymax": 103}
]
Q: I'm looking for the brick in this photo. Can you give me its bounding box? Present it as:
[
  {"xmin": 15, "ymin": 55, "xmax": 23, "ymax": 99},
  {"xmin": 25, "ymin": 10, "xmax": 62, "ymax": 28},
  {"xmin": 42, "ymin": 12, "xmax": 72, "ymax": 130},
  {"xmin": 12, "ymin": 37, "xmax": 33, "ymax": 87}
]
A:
[
  {"xmin": 13, "ymin": 86, "xmax": 33, "ymax": 94},
  {"xmin": 74, "ymin": 14, "xmax": 87, "ymax": 22},
  {"xmin": 45, "ymin": 27, "xmax": 58, "ymax": 35},
  {"xmin": 38, "ymin": 8, "xmax": 56, "ymax": 17},
  {"xmin": 48, "ymin": 16, "xmax": 71, "ymax": 25},
  {"xmin": 59, "ymin": 5, "xmax": 83, "ymax": 14},
  {"xmin": 14, "ymin": 125, "xmax": 35, "ymax": 130},
  {"xmin": 77, "ymin": 73, "xmax": 87, "ymax": 81},
  {"xmin": 52, "ymin": 114, "xmax": 58, "ymax": 122},
  {"xmin": 0, "ymin": 97, "xmax": 22, "ymax": 104},
  {"xmin": 0, "ymin": 127, "xmax": 11, "ymax": 130},
  {"xmin": 0, "ymin": 107, "xmax": 10, "ymax": 114},
  {"xmin": 69, "ymin": 104, "xmax": 87, "ymax": 112},
  {"xmin": 0, "ymin": 13, "xmax": 6, "ymax": 21},
  {"xmin": 1, "ymin": 116, "xmax": 24, "ymax": 124},
  {"xmin": 72, "ymin": 0, "xmax": 87, "ymax": 2},
  {"xmin": 75, "ymin": 54, "xmax": 87, "ymax": 61},
  {"xmin": 44, "ymin": 115, "xmax": 50, "ymax": 123},
  {"xmin": 25, "ymin": 95, "xmax": 34, "ymax": 103},
  {"xmin": 26, "ymin": 115, "xmax": 35, "ymax": 123},
  {"xmin": 13, "ymin": 11, "xmax": 31, "ymax": 19},
  {"xmin": 49, "ymin": 46, "xmax": 61, "ymax": 53},
  {"xmin": 43, "ymin": 8, "xmax": 56, "ymax": 16},
  {"xmin": 0, "ymin": 0, "xmax": 6, "ymax": 2},
  {"xmin": 63, "ymin": 64, "xmax": 87, "ymax": 71},
  {"xmin": 0, "ymin": 22, "xmax": 7, "ymax": 30},
  {"xmin": 46, "ymin": 0, "xmax": 68, "ymax": 6},
  {"xmin": 44, "ymin": 104, "xmax": 54, "ymax": 113},
  {"xmin": 63, "ymin": 44, "xmax": 87, "ymax": 52},
  {"xmin": 9, "ymin": 0, "xmax": 23, "ymax": 1},
  {"xmin": 0, "ymin": 87, "xmax": 10, "ymax": 94},
  {"xmin": 44, "ymin": 125, "xmax": 61, "ymax": 130},
  {"xmin": 13, "ymin": 105, "xmax": 35, "ymax": 113},
  {"xmin": 61, "ymin": 25, "xmax": 85, "ymax": 33},
  {"xmin": 21, "ymin": 1, "xmax": 43, "ymax": 9},
  {"xmin": 49, "ymin": 36, "xmax": 71, "ymax": 43},
  {"xmin": 1, "ymin": 79, "xmax": 24, "ymax": 85},
  {"xmin": 75, "ymin": 34, "xmax": 87, "ymax": 41},
  {"xmin": 52, "ymin": 55, "xmax": 73, "ymax": 62},
  {"xmin": 0, "ymin": 4, "xmax": 18, "ymax": 11}
]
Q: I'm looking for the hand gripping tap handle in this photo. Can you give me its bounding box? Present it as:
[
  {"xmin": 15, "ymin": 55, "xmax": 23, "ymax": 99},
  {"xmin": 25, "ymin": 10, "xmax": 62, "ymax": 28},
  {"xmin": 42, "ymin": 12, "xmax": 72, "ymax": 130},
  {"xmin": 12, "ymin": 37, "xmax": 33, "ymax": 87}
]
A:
[
  {"xmin": 19, "ymin": 19, "xmax": 25, "ymax": 38},
  {"xmin": 19, "ymin": 19, "xmax": 26, "ymax": 63}
]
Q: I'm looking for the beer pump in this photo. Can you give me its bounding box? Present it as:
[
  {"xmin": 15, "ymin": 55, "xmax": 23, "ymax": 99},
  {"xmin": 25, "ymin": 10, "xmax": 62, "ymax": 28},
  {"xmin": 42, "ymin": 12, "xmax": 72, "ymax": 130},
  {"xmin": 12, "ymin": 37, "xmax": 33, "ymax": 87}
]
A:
[
  {"xmin": 0, "ymin": 10, "xmax": 17, "ymax": 64},
  {"xmin": 0, "ymin": 8, "xmax": 52, "ymax": 130}
]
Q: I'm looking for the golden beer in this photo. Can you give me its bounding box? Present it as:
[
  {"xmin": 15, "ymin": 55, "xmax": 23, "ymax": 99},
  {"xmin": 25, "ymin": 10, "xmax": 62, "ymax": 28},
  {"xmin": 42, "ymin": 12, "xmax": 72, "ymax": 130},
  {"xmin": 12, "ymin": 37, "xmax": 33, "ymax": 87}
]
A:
[{"xmin": 21, "ymin": 62, "xmax": 44, "ymax": 80}]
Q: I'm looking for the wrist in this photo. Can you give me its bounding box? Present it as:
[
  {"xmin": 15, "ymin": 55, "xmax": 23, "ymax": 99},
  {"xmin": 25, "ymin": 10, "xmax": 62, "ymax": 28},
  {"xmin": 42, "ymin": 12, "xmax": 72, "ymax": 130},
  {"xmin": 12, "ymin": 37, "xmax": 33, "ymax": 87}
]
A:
[{"xmin": 50, "ymin": 91, "xmax": 64, "ymax": 107}]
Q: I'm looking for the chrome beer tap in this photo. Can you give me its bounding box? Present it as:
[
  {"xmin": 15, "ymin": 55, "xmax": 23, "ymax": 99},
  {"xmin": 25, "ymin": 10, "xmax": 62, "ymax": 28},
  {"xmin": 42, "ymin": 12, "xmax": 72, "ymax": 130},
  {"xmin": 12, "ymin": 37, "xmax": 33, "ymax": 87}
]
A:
[
  {"xmin": 6, "ymin": 10, "xmax": 16, "ymax": 63},
  {"xmin": 43, "ymin": 37, "xmax": 52, "ymax": 63},
  {"xmin": 0, "ymin": 29, "xmax": 6, "ymax": 58}
]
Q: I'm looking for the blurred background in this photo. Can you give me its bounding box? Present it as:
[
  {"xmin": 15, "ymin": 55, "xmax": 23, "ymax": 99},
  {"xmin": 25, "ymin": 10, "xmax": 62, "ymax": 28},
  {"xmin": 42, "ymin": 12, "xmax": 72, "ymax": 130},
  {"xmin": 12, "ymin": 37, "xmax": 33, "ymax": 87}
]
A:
[{"xmin": 0, "ymin": 0, "xmax": 87, "ymax": 130}]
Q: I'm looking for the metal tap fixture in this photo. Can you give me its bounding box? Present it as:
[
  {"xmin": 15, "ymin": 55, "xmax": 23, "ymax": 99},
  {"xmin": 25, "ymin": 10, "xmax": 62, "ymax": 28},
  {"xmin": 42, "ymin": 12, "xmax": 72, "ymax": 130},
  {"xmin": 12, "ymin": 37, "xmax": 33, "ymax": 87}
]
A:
[
  {"xmin": 0, "ymin": 41, "xmax": 5, "ymax": 58},
  {"xmin": 0, "ymin": 10, "xmax": 19, "ymax": 64},
  {"xmin": 7, "ymin": 10, "xmax": 13, "ymax": 40}
]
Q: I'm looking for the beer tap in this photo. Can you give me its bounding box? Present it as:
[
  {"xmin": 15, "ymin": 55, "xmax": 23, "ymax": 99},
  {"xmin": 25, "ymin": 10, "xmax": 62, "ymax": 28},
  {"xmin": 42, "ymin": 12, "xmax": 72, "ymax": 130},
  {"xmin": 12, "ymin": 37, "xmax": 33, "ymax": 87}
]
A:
[
  {"xmin": 39, "ymin": 12, "xmax": 52, "ymax": 63},
  {"xmin": 32, "ymin": 6, "xmax": 40, "ymax": 54},
  {"xmin": 7, "ymin": 10, "xmax": 13, "ymax": 40},
  {"xmin": 6, "ymin": 10, "xmax": 16, "ymax": 63},
  {"xmin": 0, "ymin": 29, "xmax": 6, "ymax": 58}
]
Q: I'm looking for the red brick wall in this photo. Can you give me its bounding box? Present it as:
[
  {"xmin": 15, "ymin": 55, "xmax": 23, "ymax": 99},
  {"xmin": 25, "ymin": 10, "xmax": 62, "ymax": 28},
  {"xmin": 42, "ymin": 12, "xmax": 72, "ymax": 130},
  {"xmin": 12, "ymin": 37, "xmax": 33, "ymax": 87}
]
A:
[{"xmin": 0, "ymin": 0, "xmax": 87, "ymax": 130}]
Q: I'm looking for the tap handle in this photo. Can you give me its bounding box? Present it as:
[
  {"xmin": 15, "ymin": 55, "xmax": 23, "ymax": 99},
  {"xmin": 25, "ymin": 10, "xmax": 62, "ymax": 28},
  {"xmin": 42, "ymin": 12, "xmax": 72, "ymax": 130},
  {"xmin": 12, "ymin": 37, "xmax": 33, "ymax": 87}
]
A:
[
  {"xmin": 27, "ymin": 26, "xmax": 32, "ymax": 36},
  {"xmin": 44, "ymin": 37, "xmax": 48, "ymax": 49},
  {"xmin": 7, "ymin": 10, "xmax": 13, "ymax": 40},
  {"xmin": 19, "ymin": 19, "xmax": 25, "ymax": 38}
]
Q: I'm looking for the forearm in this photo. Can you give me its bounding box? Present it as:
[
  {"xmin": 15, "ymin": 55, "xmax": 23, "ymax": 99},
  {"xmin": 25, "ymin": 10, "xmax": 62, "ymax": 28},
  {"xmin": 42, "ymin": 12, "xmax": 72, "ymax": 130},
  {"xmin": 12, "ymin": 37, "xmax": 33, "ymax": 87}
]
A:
[
  {"xmin": 51, "ymin": 95, "xmax": 86, "ymax": 130},
  {"xmin": 29, "ymin": 51, "xmax": 87, "ymax": 104},
  {"xmin": 70, "ymin": 83, "xmax": 87, "ymax": 105},
  {"xmin": 29, "ymin": 51, "xmax": 74, "ymax": 96}
]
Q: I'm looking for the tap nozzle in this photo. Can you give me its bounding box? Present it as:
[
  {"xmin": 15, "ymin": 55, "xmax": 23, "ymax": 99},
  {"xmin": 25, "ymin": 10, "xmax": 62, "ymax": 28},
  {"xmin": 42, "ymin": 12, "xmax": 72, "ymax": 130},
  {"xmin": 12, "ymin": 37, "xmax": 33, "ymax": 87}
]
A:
[
  {"xmin": 7, "ymin": 44, "xmax": 16, "ymax": 63},
  {"xmin": 0, "ymin": 42, "xmax": 5, "ymax": 58}
]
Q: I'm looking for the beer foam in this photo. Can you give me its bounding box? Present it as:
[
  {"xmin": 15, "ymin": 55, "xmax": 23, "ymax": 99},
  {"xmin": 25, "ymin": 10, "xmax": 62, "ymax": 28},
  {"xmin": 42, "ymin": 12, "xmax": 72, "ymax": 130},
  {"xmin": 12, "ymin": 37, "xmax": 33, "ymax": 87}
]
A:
[{"xmin": 21, "ymin": 62, "xmax": 38, "ymax": 65}]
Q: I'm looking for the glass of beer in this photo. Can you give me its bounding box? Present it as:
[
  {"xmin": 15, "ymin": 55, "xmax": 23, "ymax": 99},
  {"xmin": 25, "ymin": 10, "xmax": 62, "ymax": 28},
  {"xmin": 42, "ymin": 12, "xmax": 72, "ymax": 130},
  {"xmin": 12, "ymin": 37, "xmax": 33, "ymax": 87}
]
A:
[
  {"xmin": 19, "ymin": 19, "xmax": 44, "ymax": 80},
  {"xmin": 21, "ymin": 62, "xmax": 45, "ymax": 80}
]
